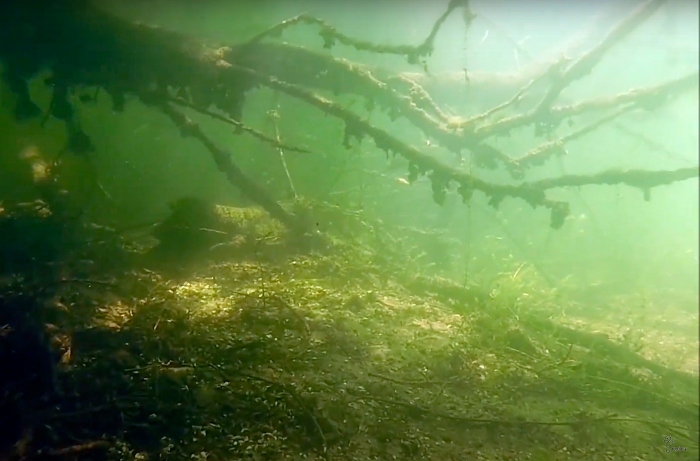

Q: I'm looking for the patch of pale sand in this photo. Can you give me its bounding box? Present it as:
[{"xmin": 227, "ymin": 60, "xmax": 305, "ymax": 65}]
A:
[
  {"xmin": 412, "ymin": 315, "xmax": 463, "ymax": 333},
  {"xmin": 639, "ymin": 331, "xmax": 699, "ymax": 375}
]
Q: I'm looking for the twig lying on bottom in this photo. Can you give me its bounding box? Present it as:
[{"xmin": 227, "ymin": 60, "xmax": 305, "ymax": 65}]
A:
[
  {"xmin": 347, "ymin": 389, "xmax": 693, "ymax": 432},
  {"xmin": 35, "ymin": 440, "xmax": 110, "ymax": 459}
]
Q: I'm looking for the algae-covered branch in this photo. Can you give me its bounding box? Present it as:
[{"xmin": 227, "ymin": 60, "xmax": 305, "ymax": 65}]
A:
[{"xmin": 0, "ymin": 0, "xmax": 696, "ymax": 231}]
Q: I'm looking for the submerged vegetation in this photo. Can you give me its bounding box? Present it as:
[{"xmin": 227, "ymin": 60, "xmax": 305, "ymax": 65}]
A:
[
  {"xmin": 0, "ymin": 198, "xmax": 697, "ymax": 460},
  {"xmin": 0, "ymin": 0, "xmax": 697, "ymax": 460}
]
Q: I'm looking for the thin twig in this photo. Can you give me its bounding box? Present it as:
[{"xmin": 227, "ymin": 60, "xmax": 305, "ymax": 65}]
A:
[
  {"xmin": 267, "ymin": 108, "xmax": 298, "ymax": 198},
  {"xmin": 536, "ymin": 343, "xmax": 574, "ymax": 374},
  {"xmin": 368, "ymin": 371, "xmax": 459, "ymax": 386},
  {"xmin": 168, "ymin": 96, "xmax": 310, "ymax": 154},
  {"xmin": 38, "ymin": 440, "xmax": 111, "ymax": 458},
  {"xmin": 349, "ymin": 389, "xmax": 693, "ymax": 432},
  {"xmin": 509, "ymin": 107, "xmax": 634, "ymax": 174}
]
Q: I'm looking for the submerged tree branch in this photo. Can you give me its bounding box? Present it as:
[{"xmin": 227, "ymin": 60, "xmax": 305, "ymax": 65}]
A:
[
  {"xmin": 224, "ymin": 64, "xmax": 698, "ymax": 228},
  {"xmin": 471, "ymin": 71, "xmax": 698, "ymax": 141},
  {"xmin": 168, "ymin": 96, "xmax": 311, "ymax": 154},
  {"xmin": 534, "ymin": 0, "xmax": 668, "ymax": 113},
  {"xmin": 246, "ymin": 0, "xmax": 474, "ymax": 65},
  {"xmin": 0, "ymin": 0, "xmax": 695, "ymax": 234},
  {"xmin": 147, "ymin": 95, "xmax": 308, "ymax": 234}
]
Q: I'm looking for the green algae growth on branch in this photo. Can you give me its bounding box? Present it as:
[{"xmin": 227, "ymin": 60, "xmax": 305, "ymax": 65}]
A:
[{"xmin": 0, "ymin": 0, "xmax": 696, "ymax": 233}]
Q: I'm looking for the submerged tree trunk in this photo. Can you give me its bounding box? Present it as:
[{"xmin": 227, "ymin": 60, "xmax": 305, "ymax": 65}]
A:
[{"xmin": 0, "ymin": 0, "xmax": 696, "ymax": 234}]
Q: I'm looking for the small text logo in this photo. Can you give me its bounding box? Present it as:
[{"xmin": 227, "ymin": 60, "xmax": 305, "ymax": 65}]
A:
[{"xmin": 664, "ymin": 435, "xmax": 687, "ymax": 453}]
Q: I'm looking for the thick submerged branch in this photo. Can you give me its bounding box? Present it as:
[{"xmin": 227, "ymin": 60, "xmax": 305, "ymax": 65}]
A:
[{"xmin": 0, "ymin": 0, "xmax": 696, "ymax": 233}]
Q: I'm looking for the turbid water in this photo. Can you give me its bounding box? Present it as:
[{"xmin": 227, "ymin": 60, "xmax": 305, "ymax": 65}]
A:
[{"xmin": 0, "ymin": 0, "xmax": 697, "ymax": 460}]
